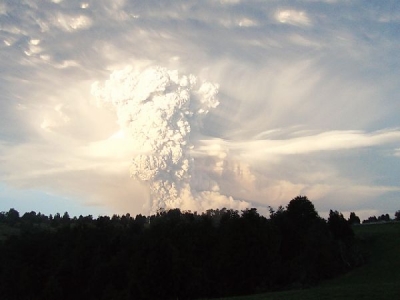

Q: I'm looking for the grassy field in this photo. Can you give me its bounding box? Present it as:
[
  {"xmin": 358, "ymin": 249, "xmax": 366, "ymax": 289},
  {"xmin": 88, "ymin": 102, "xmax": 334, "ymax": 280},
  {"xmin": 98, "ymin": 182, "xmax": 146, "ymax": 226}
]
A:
[{"xmin": 218, "ymin": 222, "xmax": 400, "ymax": 300}]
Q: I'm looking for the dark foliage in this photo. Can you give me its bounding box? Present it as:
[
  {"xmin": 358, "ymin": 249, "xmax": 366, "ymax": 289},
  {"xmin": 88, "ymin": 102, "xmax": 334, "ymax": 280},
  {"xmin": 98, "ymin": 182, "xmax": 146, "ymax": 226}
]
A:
[
  {"xmin": 0, "ymin": 197, "xmax": 362, "ymax": 300},
  {"xmin": 363, "ymin": 213, "xmax": 392, "ymax": 224},
  {"xmin": 348, "ymin": 212, "xmax": 361, "ymax": 225}
]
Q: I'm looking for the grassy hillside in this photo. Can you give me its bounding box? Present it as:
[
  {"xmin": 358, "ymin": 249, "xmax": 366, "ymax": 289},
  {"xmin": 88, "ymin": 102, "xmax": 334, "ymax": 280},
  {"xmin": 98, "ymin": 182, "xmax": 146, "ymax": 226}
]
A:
[{"xmin": 218, "ymin": 222, "xmax": 400, "ymax": 300}]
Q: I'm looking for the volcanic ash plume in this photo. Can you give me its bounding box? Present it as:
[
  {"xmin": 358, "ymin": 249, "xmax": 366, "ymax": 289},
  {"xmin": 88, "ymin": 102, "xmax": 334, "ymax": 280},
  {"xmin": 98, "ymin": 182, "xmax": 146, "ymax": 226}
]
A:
[{"xmin": 91, "ymin": 66, "xmax": 225, "ymax": 212}]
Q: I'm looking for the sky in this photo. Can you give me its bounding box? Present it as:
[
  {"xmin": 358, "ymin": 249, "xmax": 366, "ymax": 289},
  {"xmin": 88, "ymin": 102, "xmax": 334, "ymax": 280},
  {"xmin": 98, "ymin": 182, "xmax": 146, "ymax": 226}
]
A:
[{"xmin": 1, "ymin": 0, "xmax": 400, "ymax": 220}]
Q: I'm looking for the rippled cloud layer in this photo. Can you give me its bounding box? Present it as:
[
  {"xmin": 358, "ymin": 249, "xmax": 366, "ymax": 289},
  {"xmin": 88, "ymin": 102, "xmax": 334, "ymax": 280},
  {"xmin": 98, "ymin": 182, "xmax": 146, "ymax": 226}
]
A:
[{"xmin": 1, "ymin": 0, "xmax": 400, "ymax": 218}]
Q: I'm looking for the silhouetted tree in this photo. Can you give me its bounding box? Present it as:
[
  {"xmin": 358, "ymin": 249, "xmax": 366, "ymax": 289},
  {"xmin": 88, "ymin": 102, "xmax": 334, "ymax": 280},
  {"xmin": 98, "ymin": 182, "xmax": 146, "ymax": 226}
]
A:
[
  {"xmin": 395, "ymin": 210, "xmax": 400, "ymax": 221},
  {"xmin": 5, "ymin": 208, "xmax": 20, "ymax": 225},
  {"xmin": 286, "ymin": 195, "xmax": 319, "ymax": 230},
  {"xmin": 377, "ymin": 214, "xmax": 390, "ymax": 222},
  {"xmin": 363, "ymin": 216, "xmax": 378, "ymax": 224},
  {"xmin": 62, "ymin": 212, "xmax": 70, "ymax": 222},
  {"xmin": 0, "ymin": 197, "xmax": 362, "ymax": 300},
  {"xmin": 328, "ymin": 210, "xmax": 354, "ymax": 241},
  {"xmin": 270, "ymin": 196, "xmax": 346, "ymax": 286},
  {"xmin": 348, "ymin": 212, "xmax": 361, "ymax": 225}
]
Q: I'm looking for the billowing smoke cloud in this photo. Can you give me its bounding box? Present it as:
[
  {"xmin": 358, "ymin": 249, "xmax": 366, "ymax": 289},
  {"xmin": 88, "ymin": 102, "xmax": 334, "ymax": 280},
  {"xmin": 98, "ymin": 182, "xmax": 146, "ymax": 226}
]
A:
[{"xmin": 92, "ymin": 66, "xmax": 250, "ymax": 213}]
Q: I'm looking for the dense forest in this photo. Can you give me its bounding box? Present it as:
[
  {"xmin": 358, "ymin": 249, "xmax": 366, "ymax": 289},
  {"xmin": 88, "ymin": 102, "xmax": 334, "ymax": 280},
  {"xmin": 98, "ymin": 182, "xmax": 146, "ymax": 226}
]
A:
[{"xmin": 0, "ymin": 196, "xmax": 378, "ymax": 300}]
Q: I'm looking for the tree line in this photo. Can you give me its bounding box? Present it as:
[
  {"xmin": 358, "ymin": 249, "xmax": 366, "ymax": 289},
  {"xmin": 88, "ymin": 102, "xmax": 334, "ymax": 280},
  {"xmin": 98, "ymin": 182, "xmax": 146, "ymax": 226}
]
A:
[
  {"xmin": 362, "ymin": 211, "xmax": 400, "ymax": 224},
  {"xmin": 0, "ymin": 196, "xmax": 368, "ymax": 300}
]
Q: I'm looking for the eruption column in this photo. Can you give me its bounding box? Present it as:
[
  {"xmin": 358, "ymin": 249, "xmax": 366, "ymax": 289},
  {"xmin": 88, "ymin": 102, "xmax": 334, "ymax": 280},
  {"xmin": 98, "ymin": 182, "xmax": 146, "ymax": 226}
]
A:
[{"xmin": 92, "ymin": 66, "xmax": 219, "ymax": 212}]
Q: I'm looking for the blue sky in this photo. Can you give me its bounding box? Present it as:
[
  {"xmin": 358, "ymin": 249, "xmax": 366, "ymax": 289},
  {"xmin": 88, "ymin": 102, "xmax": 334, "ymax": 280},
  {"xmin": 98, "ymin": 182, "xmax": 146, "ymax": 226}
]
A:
[{"xmin": 1, "ymin": 0, "xmax": 400, "ymax": 219}]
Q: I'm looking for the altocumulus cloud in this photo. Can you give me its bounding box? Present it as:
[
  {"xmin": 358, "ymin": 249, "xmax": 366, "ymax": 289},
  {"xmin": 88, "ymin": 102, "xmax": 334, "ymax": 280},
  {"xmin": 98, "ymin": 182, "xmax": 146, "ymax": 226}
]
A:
[{"xmin": 0, "ymin": 0, "xmax": 400, "ymax": 219}]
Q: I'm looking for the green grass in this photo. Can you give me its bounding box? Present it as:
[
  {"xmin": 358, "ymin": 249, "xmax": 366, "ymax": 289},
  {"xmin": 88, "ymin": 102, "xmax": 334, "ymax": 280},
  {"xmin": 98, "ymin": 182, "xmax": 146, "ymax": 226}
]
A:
[{"xmin": 217, "ymin": 222, "xmax": 400, "ymax": 300}]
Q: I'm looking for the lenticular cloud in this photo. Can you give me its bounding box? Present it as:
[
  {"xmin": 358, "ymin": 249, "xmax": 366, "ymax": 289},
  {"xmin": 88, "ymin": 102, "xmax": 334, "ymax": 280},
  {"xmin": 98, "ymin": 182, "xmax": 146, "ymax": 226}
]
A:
[{"xmin": 92, "ymin": 66, "xmax": 247, "ymax": 213}]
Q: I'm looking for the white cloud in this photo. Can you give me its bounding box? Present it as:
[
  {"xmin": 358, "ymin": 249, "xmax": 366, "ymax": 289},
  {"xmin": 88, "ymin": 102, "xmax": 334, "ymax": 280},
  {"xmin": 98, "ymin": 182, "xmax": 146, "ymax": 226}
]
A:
[
  {"xmin": 54, "ymin": 14, "xmax": 93, "ymax": 31},
  {"xmin": 91, "ymin": 66, "xmax": 250, "ymax": 213},
  {"xmin": 217, "ymin": 0, "xmax": 242, "ymax": 4},
  {"xmin": 190, "ymin": 127, "xmax": 400, "ymax": 214},
  {"xmin": 288, "ymin": 34, "xmax": 322, "ymax": 49},
  {"xmin": 238, "ymin": 18, "xmax": 258, "ymax": 27},
  {"xmin": 244, "ymin": 129, "xmax": 400, "ymax": 157},
  {"xmin": 0, "ymin": 3, "xmax": 7, "ymax": 15},
  {"xmin": 195, "ymin": 129, "xmax": 400, "ymax": 163},
  {"xmin": 275, "ymin": 9, "xmax": 312, "ymax": 26},
  {"xmin": 1, "ymin": 0, "xmax": 400, "ymax": 218},
  {"xmin": 304, "ymin": 0, "xmax": 339, "ymax": 3},
  {"xmin": 378, "ymin": 13, "xmax": 400, "ymax": 23}
]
